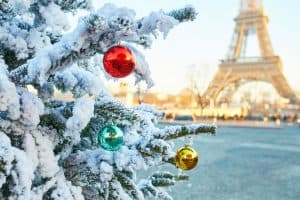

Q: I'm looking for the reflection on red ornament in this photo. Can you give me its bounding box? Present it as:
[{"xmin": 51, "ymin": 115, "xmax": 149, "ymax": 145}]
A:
[{"xmin": 103, "ymin": 45, "xmax": 136, "ymax": 78}]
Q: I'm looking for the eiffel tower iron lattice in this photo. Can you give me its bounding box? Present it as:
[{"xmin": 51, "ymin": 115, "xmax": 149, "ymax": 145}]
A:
[{"xmin": 204, "ymin": 0, "xmax": 298, "ymax": 104}]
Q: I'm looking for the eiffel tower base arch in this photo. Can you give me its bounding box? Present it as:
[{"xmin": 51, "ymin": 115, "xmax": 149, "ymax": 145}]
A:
[{"xmin": 204, "ymin": 57, "xmax": 299, "ymax": 104}]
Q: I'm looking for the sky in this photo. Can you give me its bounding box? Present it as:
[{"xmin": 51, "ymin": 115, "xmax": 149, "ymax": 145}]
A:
[{"xmin": 91, "ymin": 0, "xmax": 300, "ymax": 94}]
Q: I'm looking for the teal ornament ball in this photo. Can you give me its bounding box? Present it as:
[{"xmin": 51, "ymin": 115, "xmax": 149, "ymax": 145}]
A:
[{"xmin": 98, "ymin": 125, "xmax": 124, "ymax": 151}]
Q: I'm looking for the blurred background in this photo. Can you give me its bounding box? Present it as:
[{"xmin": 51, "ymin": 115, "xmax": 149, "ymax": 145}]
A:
[{"xmin": 100, "ymin": 0, "xmax": 300, "ymax": 126}]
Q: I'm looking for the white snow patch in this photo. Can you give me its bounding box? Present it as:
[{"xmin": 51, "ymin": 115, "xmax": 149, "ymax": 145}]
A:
[
  {"xmin": 0, "ymin": 131, "xmax": 34, "ymax": 199},
  {"xmin": 19, "ymin": 90, "xmax": 44, "ymax": 126},
  {"xmin": 0, "ymin": 61, "xmax": 20, "ymax": 120},
  {"xmin": 31, "ymin": 130, "xmax": 59, "ymax": 178},
  {"xmin": 40, "ymin": 3, "xmax": 70, "ymax": 32},
  {"xmin": 99, "ymin": 161, "xmax": 113, "ymax": 181},
  {"xmin": 66, "ymin": 97, "xmax": 94, "ymax": 133}
]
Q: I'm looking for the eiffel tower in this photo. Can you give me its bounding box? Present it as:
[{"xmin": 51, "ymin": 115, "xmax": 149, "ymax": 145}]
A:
[{"xmin": 204, "ymin": 0, "xmax": 298, "ymax": 104}]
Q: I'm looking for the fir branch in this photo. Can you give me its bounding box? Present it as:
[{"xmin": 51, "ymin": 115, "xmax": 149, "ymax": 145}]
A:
[
  {"xmin": 39, "ymin": 113, "xmax": 66, "ymax": 133},
  {"xmin": 54, "ymin": 0, "xmax": 92, "ymax": 11},
  {"xmin": 115, "ymin": 170, "xmax": 144, "ymax": 200},
  {"xmin": 157, "ymin": 124, "xmax": 217, "ymax": 140},
  {"xmin": 139, "ymin": 184, "xmax": 157, "ymax": 198},
  {"xmin": 167, "ymin": 157, "xmax": 176, "ymax": 166},
  {"xmin": 151, "ymin": 171, "xmax": 189, "ymax": 187},
  {"xmin": 93, "ymin": 98, "xmax": 140, "ymax": 125},
  {"xmin": 167, "ymin": 5, "xmax": 198, "ymax": 22}
]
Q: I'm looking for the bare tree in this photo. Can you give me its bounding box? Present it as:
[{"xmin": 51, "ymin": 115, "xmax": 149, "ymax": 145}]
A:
[{"xmin": 186, "ymin": 64, "xmax": 210, "ymax": 114}]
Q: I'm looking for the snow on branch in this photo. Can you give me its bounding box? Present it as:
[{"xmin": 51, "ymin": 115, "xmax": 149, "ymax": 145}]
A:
[
  {"xmin": 0, "ymin": 131, "xmax": 34, "ymax": 200},
  {"xmin": 30, "ymin": 129, "xmax": 60, "ymax": 178},
  {"xmin": 167, "ymin": 5, "xmax": 197, "ymax": 22},
  {"xmin": 0, "ymin": 60, "xmax": 20, "ymax": 120},
  {"xmin": 29, "ymin": 170, "xmax": 84, "ymax": 200},
  {"xmin": 150, "ymin": 171, "xmax": 189, "ymax": 187},
  {"xmin": 65, "ymin": 97, "xmax": 94, "ymax": 144},
  {"xmin": 54, "ymin": 0, "xmax": 93, "ymax": 11},
  {"xmin": 0, "ymin": 85, "xmax": 44, "ymax": 127},
  {"xmin": 0, "ymin": 26, "xmax": 30, "ymax": 60},
  {"xmin": 126, "ymin": 45, "xmax": 154, "ymax": 88},
  {"xmin": 38, "ymin": 97, "xmax": 94, "ymax": 157},
  {"xmin": 0, "ymin": 0, "xmax": 31, "ymax": 16},
  {"xmin": 115, "ymin": 170, "xmax": 144, "ymax": 200},
  {"xmin": 54, "ymin": 65, "xmax": 106, "ymax": 97},
  {"xmin": 156, "ymin": 123, "xmax": 217, "ymax": 140},
  {"xmin": 88, "ymin": 94, "xmax": 141, "ymax": 128},
  {"xmin": 9, "ymin": 4, "xmax": 197, "ymax": 88},
  {"xmin": 18, "ymin": 89, "xmax": 44, "ymax": 127}
]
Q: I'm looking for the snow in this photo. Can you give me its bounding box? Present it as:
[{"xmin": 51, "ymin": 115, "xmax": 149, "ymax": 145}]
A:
[
  {"xmin": 54, "ymin": 65, "xmax": 106, "ymax": 97},
  {"xmin": 127, "ymin": 45, "xmax": 154, "ymax": 88},
  {"xmin": 138, "ymin": 10, "xmax": 179, "ymax": 39},
  {"xmin": 99, "ymin": 161, "xmax": 113, "ymax": 181},
  {"xmin": 8, "ymin": 0, "xmax": 31, "ymax": 14},
  {"xmin": 114, "ymin": 146, "xmax": 145, "ymax": 171},
  {"xmin": 49, "ymin": 175, "xmax": 84, "ymax": 200},
  {"xmin": 0, "ymin": 60, "xmax": 20, "ymax": 120},
  {"xmin": 66, "ymin": 97, "xmax": 94, "ymax": 137},
  {"xmin": 27, "ymin": 30, "xmax": 51, "ymax": 51},
  {"xmin": 0, "ymin": 131, "xmax": 34, "ymax": 200},
  {"xmin": 19, "ymin": 89, "xmax": 44, "ymax": 126},
  {"xmin": 133, "ymin": 103, "xmax": 164, "ymax": 121},
  {"xmin": 31, "ymin": 130, "xmax": 59, "ymax": 178},
  {"xmin": 22, "ymin": 133, "xmax": 39, "ymax": 170},
  {"xmin": 0, "ymin": 26, "xmax": 29, "ymax": 59},
  {"xmin": 40, "ymin": 3, "xmax": 70, "ymax": 32},
  {"xmin": 27, "ymin": 48, "xmax": 53, "ymax": 84}
]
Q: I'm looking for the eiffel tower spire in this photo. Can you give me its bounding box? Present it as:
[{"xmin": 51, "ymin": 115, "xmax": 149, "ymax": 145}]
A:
[
  {"xmin": 204, "ymin": 0, "xmax": 298, "ymax": 104},
  {"xmin": 240, "ymin": 0, "xmax": 263, "ymax": 11}
]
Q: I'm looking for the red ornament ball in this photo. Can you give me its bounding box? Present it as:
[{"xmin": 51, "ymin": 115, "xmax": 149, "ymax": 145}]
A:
[{"xmin": 103, "ymin": 45, "xmax": 136, "ymax": 78}]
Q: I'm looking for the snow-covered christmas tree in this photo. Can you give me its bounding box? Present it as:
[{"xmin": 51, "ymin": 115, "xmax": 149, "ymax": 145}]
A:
[{"xmin": 0, "ymin": 1, "xmax": 216, "ymax": 199}]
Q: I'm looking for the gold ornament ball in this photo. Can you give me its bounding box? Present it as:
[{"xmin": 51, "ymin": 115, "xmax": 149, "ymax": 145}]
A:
[{"xmin": 175, "ymin": 145, "xmax": 199, "ymax": 170}]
